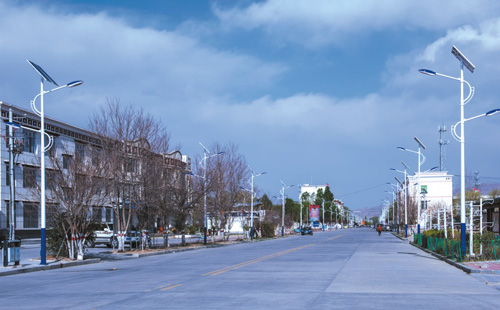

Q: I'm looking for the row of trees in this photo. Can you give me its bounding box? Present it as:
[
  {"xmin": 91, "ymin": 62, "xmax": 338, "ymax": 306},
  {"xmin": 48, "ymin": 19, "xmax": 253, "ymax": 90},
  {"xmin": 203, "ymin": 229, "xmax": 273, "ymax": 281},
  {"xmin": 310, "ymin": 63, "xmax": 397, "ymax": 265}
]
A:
[
  {"xmin": 33, "ymin": 99, "xmax": 350, "ymax": 259},
  {"xmin": 35, "ymin": 99, "xmax": 256, "ymax": 258}
]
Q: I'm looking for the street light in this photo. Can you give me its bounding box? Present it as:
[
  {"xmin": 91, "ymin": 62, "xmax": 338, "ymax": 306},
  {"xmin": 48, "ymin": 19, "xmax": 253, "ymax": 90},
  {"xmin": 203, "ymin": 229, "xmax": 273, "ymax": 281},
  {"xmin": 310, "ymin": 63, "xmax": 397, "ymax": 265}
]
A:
[
  {"xmin": 249, "ymin": 167, "xmax": 266, "ymax": 240},
  {"xmin": 398, "ymin": 136, "xmax": 426, "ymax": 234},
  {"xmin": 280, "ymin": 181, "xmax": 294, "ymax": 236},
  {"xmin": 199, "ymin": 142, "xmax": 224, "ymax": 245},
  {"xmin": 390, "ymin": 168, "xmax": 406, "ymax": 236},
  {"xmin": 419, "ymin": 45, "xmax": 500, "ymax": 254},
  {"xmin": 27, "ymin": 60, "xmax": 83, "ymax": 265}
]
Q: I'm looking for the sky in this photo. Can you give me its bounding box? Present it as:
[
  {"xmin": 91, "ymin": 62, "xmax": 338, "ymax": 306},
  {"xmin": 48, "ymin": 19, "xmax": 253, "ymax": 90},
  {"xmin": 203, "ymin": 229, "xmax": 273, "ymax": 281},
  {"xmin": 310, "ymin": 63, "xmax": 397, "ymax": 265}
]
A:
[{"xmin": 1, "ymin": 0, "xmax": 500, "ymax": 213}]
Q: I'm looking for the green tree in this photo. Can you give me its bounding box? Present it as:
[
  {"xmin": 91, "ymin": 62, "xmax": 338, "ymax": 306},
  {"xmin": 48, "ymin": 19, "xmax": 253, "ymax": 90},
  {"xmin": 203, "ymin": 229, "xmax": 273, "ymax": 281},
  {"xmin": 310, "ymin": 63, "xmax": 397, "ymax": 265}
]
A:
[
  {"xmin": 489, "ymin": 189, "xmax": 500, "ymax": 199},
  {"xmin": 261, "ymin": 194, "xmax": 273, "ymax": 210}
]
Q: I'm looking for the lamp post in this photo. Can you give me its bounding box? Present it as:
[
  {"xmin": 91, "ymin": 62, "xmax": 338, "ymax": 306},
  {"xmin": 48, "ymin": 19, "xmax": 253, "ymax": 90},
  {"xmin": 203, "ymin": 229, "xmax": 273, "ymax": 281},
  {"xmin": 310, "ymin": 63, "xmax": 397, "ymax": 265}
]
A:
[
  {"xmin": 391, "ymin": 168, "xmax": 407, "ymax": 236},
  {"xmin": 298, "ymin": 185, "xmax": 303, "ymax": 231},
  {"xmin": 385, "ymin": 186, "xmax": 396, "ymax": 231},
  {"xmin": 419, "ymin": 45, "xmax": 500, "ymax": 253},
  {"xmin": 398, "ymin": 137, "xmax": 426, "ymax": 234},
  {"xmin": 279, "ymin": 181, "xmax": 293, "ymax": 237},
  {"xmin": 249, "ymin": 167, "xmax": 266, "ymax": 240},
  {"xmin": 27, "ymin": 60, "xmax": 83, "ymax": 265},
  {"xmin": 199, "ymin": 142, "xmax": 224, "ymax": 245}
]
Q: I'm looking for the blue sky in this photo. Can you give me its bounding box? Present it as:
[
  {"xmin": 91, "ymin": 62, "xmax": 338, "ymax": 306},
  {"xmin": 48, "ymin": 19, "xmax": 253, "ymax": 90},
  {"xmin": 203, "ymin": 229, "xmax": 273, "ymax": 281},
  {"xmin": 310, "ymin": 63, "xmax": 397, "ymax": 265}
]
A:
[{"xmin": 1, "ymin": 0, "xmax": 500, "ymax": 212}]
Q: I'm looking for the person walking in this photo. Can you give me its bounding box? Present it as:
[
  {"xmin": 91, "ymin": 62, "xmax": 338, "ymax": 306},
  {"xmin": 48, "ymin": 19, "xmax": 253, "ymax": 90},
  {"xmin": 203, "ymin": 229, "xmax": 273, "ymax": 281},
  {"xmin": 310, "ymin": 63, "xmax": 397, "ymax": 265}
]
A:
[{"xmin": 377, "ymin": 224, "xmax": 383, "ymax": 236}]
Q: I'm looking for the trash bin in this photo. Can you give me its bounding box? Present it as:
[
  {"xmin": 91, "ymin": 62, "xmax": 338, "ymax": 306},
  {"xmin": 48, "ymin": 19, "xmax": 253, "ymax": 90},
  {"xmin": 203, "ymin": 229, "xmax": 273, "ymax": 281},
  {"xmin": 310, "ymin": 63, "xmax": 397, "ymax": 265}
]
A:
[{"xmin": 8, "ymin": 240, "xmax": 20, "ymax": 265}]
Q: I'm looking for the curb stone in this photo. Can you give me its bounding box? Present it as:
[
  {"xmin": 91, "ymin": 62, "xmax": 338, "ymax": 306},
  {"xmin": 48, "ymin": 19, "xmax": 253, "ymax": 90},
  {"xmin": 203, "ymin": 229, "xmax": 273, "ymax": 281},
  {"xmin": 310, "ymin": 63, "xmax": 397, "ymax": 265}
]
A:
[{"xmin": 0, "ymin": 258, "xmax": 101, "ymax": 277}]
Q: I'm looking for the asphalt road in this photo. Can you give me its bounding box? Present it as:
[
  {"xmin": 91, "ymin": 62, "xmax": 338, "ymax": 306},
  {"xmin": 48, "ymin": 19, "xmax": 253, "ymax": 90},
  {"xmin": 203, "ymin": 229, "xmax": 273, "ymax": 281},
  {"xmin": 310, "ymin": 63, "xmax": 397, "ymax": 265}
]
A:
[{"xmin": 2, "ymin": 228, "xmax": 500, "ymax": 309}]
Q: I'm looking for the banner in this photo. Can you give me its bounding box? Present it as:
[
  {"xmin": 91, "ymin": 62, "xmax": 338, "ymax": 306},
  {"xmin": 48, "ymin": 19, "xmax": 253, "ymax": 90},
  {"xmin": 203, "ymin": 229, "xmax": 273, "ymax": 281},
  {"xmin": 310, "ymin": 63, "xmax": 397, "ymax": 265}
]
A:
[{"xmin": 309, "ymin": 205, "xmax": 320, "ymax": 223}]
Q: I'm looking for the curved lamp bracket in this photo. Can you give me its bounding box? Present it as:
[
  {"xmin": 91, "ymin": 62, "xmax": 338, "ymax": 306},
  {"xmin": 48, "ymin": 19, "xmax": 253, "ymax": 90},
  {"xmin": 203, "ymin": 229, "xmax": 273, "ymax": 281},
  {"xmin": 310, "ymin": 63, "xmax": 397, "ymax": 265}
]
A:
[
  {"xmin": 419, "ymin": 153, "xmax": 426, "ymax": 166},
  {"xmin": 463, "ymin": 81, "xmax": 475, "ymax": 105},
  {"xmin": 43, "ymin": 132, "xmax": 54, "ymax": 153},
  {"xmin": 30, "ymin": 98, "xmax": 42, "ymax": 117},
  {"xmin": 450, "ymin": 121, "xmax": 462, "ymax": 142}
]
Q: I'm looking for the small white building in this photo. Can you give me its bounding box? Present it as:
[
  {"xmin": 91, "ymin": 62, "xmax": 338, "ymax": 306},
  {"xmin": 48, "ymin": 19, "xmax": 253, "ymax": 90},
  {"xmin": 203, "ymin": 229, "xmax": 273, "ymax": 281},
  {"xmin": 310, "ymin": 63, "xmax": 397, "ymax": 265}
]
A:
[
  {"xmin": 300, "ymin": 184, "xmax": 327, "ymax": 202},
  {"xmin": 407, "ymin": 171, "xmax": 453, "ymax": 228}
]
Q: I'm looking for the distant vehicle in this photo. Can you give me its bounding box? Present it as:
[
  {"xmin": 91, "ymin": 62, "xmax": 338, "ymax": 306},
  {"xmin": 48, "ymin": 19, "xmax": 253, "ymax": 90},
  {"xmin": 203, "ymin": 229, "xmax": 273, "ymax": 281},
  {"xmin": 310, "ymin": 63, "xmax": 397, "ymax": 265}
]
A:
[{"xmin": 301, "ymin": 226, "xmax": 313, "ymax": 235}]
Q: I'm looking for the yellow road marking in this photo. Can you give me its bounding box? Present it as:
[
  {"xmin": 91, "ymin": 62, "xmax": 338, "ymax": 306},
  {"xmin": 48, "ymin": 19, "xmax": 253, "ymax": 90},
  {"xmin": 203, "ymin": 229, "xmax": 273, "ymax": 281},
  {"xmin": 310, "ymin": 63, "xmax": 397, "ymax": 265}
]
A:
[
  {"xmin": 160, "ymin": 284, "xmax": 182, "ymax": 291},
  {"xmin": 203, "ymin": 234, "xmax": 345, "ymax": 276}
]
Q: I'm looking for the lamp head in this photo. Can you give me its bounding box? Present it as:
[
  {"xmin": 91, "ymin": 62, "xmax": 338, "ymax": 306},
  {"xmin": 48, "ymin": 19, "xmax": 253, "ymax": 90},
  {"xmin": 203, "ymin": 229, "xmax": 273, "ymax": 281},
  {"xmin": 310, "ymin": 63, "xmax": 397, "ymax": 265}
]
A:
[
  {"xmin": 397, "ymin": 147, "xmax": 406, "ymax": 151},
  {"xmin": 486, "ymin": 108, "xmax": 500, "ymax": 117},
  {"xmin": 66, "ymin": 80, "xmax": 84, "ymax": 88},
  {"xmin": 418, "ymin": 69, "xmax": 436, "ymax": 76}
]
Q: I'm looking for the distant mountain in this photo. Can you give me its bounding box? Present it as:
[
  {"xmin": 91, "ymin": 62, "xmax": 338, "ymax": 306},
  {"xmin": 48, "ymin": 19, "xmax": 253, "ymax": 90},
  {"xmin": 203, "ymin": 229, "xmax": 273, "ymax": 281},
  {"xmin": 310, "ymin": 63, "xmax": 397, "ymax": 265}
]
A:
[{"xmin": 453, "ymin": 182, "xmax": 500, "ymax": 197}]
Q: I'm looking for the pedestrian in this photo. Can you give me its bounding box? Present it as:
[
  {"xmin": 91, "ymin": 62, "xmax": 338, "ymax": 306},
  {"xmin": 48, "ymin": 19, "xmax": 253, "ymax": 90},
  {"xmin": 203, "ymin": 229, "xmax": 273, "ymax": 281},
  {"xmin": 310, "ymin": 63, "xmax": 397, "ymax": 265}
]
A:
[{"xmin": 377, "ymin": 224, "xmax": 383, "ymax": 236}]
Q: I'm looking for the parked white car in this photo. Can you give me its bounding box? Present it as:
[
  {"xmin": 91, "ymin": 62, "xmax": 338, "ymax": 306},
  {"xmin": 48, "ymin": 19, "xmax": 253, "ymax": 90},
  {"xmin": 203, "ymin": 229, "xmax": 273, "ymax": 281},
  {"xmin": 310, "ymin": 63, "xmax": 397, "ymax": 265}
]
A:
[{"xmin": 89, "ymin": 224, "xmax": 114, "ymax": 248}]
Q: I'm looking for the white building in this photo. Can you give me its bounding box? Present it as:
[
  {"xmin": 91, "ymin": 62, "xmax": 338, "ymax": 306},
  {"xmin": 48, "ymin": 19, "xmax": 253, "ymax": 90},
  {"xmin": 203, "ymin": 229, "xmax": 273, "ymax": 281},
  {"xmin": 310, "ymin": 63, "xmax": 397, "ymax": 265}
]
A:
[
  {"xmin": 406, "ymin": 171, "xmax": 453, "ymax": 228},
  {"xmin": 300, "ymin": 184, "xmax": 327, "ymax": 202}
]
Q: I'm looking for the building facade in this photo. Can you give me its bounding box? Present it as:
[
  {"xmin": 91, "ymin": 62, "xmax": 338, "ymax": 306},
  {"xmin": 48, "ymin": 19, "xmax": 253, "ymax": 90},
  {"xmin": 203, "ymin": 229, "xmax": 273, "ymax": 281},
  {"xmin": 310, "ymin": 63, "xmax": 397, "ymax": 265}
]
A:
[
  {"xmin": 406, "ymin": 171, "xmax": 453, "ymax": 228},
  {"xmin": 0, "ymin": 102, "xmax": 190, "ymax": 239}
]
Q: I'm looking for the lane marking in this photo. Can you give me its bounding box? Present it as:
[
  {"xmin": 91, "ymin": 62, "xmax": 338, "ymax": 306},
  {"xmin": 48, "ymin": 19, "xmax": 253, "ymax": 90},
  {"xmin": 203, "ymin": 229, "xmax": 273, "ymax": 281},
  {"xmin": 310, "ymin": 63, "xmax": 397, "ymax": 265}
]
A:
[
  {"xmin": 160, "ymin": 284, "xmax": 182, "ymax": 291},
  {"xmin": 203, "ymin": 234, "xmax": 344, "ymax": 276}
]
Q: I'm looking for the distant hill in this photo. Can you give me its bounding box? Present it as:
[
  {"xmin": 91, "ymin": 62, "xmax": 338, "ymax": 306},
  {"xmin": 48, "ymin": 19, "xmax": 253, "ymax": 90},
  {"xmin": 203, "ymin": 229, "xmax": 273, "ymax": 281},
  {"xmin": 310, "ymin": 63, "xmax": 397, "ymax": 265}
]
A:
[{"xmin": 453, "ymin": 182, "xmax": 500, "ymax": 197}]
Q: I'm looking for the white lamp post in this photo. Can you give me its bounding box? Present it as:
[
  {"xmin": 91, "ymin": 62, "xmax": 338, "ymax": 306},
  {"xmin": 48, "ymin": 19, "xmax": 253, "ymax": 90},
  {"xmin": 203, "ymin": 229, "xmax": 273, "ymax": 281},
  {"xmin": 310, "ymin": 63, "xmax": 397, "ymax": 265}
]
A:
[
  {"xmin": 27, "ymin": 60, "xmax": 83, "ymax": 265},
  {"xmin": 398, "ymin": 136, "xmax": 426, "ymax": 234},
  {"xmin": 249, "ymin": 167, "xmax": 266, "ymax": 240},
  {"xmin": 298, "ymin": 185, "xmax": 303, "ymax": 231},
  {"xmin": 390, "ymin": 169, "xmax": 405, "ymax": 233},
  {"xmin": 419, "ymin": 45, "xmax": 500, "ymax": 253},
  {"xmin": 280, "ymin": 181, "xmax": 293, "ymax": 237},
  {"xmin": 199, "ymin": 142, "xmax": 224, "ymax": 245}
]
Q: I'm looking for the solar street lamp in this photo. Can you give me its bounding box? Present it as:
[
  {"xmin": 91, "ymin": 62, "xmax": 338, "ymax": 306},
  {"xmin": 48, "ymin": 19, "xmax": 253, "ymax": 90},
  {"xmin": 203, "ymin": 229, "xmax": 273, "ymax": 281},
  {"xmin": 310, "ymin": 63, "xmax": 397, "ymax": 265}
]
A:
[
  {"xmin": 27, "ymin": 60, "xmax": 83, "ymax": 265},
  {"xmin": 419, "ymin": 46, "xmax": 500, "ymax": 253},
  {"xmin": 199, "ymin": 142, "xmax": 224, "ymax": 245},
  {"xmin": 280, "ymin": 181, "xmax": 293, "ymax": 237}
]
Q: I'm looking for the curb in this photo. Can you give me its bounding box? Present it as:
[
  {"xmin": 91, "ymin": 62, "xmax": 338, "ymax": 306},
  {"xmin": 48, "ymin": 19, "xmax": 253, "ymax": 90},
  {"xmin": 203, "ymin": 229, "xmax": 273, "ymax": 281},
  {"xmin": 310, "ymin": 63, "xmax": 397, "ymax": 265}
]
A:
[
  {"xmin": 0, "ymin": 258, "xmax": 101, "ymax": 277},
  {"xmin": 408, "ymin": 241, "xmax": 484, "ymax": 274},
  {"xmin": 113, "ymin": 240, "xmax": 244, "ymax": 258}
]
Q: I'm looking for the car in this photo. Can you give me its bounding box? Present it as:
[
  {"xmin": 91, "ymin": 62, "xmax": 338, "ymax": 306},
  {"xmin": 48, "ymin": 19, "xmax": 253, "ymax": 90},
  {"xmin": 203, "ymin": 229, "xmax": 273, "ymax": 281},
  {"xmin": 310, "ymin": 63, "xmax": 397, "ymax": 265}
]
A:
[
  {"xmin": 301, "ymin": 226, "xmax": 313, "ymax": 235},
  {"xmin": 89, "ymin": 224, "xmax": 114, "ymax": 248}
]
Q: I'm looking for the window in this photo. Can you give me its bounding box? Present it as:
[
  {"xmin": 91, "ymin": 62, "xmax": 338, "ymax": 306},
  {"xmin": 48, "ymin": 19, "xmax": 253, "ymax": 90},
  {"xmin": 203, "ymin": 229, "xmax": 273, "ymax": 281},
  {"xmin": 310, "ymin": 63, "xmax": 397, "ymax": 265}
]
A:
[
  {"xmin": 23, "ymin": 166, "xmax": 38, "ymax": 188},
  {"xmin": 105, "ymin": 208, "xmax": 112, "ymax": 222},
  {"xmin": 75, "ymin": 142, "xmax": 85, "ymax": 163},
  {"xmin": 124, "ymin": 158, "xmax": 137, "ymax": 173},
  {"xmin": 23, "ymin": 130, "xmax": 36, "ymax": 153},
  {"xmin": 92, "ymin": 207, "xmax": 103, "ymax": 222},
  {"xmin": 63, "ymin": 155, "xmax": 73, "ymax": 169},
  {"xmin": 91, "ymin": 147, "xmax": 102, "ymax": 167},
  {"xmin": 6, "ymin": 163, "xmax": 10, "ymax": 186},
  {"xmin": 23, "ymin": 203, "xmax": 39, "ymax": 228}
]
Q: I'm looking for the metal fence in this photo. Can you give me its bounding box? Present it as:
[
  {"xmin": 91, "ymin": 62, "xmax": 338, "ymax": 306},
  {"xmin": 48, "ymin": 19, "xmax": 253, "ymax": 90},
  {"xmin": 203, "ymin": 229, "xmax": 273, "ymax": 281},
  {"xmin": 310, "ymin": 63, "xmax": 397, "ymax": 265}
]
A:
[{"xmin": 414, "ymin": 234, "xmax": 462, "ymax": 262}]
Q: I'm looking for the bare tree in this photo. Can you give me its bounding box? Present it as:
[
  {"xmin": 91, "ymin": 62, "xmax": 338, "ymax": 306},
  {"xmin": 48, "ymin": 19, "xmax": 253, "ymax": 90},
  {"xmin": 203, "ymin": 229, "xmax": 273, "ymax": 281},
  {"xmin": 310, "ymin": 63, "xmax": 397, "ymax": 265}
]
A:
[
  {"xmin": 31, "ymin": 143, "xmax": 113, "ymax": 260},
  {"xmin": 88, "ymin": 98, "xmax": 171, "ymax": 251},
  {"xmin": 205, "ymin": 142, "xmax": 249, "ymax": 241}
]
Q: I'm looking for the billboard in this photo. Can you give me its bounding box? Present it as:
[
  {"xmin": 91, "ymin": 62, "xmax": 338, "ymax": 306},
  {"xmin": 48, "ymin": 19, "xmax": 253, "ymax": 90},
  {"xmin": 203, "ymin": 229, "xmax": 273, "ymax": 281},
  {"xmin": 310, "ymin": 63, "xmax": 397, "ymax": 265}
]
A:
[{"xmin": 309, "ymin": 205, "xmax": 320, "ymax": 223}]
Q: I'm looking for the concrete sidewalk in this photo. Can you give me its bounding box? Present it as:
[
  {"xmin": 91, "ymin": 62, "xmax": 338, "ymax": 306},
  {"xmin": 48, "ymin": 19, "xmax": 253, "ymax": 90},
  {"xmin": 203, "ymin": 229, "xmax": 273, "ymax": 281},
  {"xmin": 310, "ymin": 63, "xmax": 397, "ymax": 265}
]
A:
[
  {"xmin": 394, "ymin": 232, "xmax": 500, "ymax": 275},
  {"xmin": 0, "ymin": 235, "xmax": 246, "ymax": 276}
]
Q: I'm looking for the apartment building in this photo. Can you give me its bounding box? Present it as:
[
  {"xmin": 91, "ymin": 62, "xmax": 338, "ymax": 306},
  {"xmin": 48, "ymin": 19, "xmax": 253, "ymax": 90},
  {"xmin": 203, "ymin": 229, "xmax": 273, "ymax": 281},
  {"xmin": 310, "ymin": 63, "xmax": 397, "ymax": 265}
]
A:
[{"xmin": 0, "ymin": 102, "xmax": 190, "ymax": 239}]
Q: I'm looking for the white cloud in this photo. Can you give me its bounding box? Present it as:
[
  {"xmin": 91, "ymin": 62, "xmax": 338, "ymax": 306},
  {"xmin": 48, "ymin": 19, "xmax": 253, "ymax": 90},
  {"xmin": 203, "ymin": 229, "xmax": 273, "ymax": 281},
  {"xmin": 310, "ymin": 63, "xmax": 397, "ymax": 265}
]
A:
[
  {"xmin": 0, "ymin": 1, "xmax": 286, "ymax": 127},
  {"xmin": 214, "ymin": 0, "xmax": 500, "ymax": 48}
]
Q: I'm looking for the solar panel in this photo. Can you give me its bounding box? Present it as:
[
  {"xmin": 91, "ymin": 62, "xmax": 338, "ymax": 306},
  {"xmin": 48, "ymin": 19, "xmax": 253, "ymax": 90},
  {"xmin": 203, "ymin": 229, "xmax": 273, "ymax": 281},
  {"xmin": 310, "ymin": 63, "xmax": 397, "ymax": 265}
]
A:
[{"xmin": 26, "ymin": 60, "xmax": 59, "ymax": 86}]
